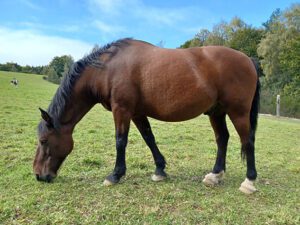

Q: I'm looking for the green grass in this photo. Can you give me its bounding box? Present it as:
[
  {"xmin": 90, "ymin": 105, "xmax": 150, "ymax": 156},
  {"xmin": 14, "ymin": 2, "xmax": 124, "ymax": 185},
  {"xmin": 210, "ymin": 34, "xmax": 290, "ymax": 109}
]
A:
[{"xmin": 0, "ymin": 71, "xmax": 299, "ymax": 224}]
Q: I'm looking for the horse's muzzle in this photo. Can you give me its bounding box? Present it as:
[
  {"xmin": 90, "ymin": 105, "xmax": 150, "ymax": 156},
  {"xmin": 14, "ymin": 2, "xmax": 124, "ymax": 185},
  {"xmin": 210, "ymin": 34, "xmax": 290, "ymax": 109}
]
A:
[{"xmin": 36, "ymin": 174, "xmax": 54, "ymax": 183}]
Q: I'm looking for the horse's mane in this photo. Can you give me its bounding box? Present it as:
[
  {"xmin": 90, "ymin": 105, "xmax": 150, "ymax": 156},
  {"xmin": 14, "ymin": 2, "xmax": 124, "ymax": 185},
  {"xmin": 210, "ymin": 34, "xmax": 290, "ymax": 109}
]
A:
[{"xmin": 45, "ymin": 38, "xmax": 132, "ymax": 128}]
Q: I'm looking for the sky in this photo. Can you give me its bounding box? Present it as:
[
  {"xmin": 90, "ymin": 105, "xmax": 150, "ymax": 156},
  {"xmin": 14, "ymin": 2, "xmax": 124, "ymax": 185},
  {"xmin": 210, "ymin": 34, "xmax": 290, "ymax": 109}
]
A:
[{"xmin": 0, "ymin": 0, "xmax": 297, "ymax": 66}]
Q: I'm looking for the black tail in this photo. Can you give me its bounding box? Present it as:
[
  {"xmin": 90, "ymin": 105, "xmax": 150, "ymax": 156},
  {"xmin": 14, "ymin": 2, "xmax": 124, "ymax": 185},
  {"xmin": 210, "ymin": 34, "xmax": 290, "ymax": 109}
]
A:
[
  {"xmin": 241, "ymin": 59, "xmax": 261, "ymax": 160},
  {"xmin": 250, "ymin": 58, "xmax": 261, "ymax": 134}
]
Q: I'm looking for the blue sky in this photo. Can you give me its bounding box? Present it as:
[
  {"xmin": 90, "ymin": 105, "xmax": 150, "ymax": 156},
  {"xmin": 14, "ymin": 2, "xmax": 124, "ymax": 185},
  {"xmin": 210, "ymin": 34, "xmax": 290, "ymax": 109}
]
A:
[{"xmin": 0, "ymin": 0, "xmax": 297, "ymax": 66}]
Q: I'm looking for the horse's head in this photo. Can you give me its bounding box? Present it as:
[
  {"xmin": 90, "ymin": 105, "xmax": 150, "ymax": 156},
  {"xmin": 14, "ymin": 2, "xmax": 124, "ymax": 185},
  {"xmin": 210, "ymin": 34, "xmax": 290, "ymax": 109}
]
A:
[{"xmin": 33, "ymin": 108, "xmax": 74, "ymax": 182}]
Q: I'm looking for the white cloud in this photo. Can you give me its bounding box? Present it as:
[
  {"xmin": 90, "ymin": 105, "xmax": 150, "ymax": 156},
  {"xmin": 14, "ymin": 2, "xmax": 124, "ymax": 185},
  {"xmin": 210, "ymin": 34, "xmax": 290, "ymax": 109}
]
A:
[
  {"xmin": 20, "ymin": 0, "xmax": 43, "ymax": 11},
  {"xmin": 89, "ymin": 0, "xmax": 125, "ymax": 15},
  {"xmin": 19, "ymin": 21, "xmax": 81, "ymax": 33},
  {"xmin": 93, "ymin": 20, "xmax": 126, "ymax": 34},
  {"xmin": 0, "ymin": 27, "xmax": 92, "ymax": 66},
  {"xmin": 89, "ymin": 0, "xmax": 186, "ymax": 27},
  {"xmin": 134, "ymin": 6, "xmax": 185, "ymax": 26}
]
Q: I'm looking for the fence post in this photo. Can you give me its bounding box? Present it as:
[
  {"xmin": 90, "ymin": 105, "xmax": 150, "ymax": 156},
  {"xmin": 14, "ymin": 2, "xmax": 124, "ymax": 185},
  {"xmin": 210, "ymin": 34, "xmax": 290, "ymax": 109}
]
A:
[{"xmin": 276, "ymin": 95, "xmax": 280, "ymax": 117}]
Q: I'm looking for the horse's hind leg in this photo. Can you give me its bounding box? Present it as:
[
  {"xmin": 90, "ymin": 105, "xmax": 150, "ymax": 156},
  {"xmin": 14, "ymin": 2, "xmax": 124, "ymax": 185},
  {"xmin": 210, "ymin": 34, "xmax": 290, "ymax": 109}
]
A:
[
  {"xmin": 203, "ymin": 113, "xmax": 229, "ymax": 186},
  {"xmin": 133, "ymin": 116, "xmax": 167, "ymax": 182},
  {"xmin": 228, "ymin": 111, "xmax": 257, "ymax": 194}
]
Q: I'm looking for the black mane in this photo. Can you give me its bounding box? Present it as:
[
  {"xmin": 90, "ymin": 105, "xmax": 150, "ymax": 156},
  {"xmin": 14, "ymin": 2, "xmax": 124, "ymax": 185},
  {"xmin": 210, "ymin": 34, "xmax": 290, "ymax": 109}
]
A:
[{"xmin": 42, "ymin": 38, "xmax": 132, "ymax": 130}]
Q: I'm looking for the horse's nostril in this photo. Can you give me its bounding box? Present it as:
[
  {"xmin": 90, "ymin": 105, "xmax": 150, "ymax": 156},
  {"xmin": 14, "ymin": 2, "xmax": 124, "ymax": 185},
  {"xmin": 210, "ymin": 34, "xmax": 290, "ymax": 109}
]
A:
[{"xmin": 35, "ymin": 174, "xmax": 54, "ymax": 182}]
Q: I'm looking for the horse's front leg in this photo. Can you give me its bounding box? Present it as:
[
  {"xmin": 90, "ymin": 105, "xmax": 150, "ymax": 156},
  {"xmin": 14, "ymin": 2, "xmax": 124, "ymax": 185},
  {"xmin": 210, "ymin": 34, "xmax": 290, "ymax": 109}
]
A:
[
  {"xmin": 132, "ymin": 116, "xmax": 167, "ymax": 182},
  {"xmin": 103, "ymin": 106, "xmax": 131, "ymax": 186}
]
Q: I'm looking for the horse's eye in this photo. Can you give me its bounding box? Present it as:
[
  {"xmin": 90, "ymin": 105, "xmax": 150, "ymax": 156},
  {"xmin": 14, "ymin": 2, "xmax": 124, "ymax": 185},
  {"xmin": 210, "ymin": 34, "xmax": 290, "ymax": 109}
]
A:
[{"xmin": 40, "ymin": 140, "xmax": 48, "ymax": 145}]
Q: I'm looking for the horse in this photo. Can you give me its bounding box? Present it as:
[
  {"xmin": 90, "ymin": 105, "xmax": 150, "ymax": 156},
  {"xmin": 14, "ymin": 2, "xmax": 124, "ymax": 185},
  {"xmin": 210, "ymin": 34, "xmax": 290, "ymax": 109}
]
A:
[{"xmin": 33, "ymin": 38, "xmax": 260, "ymax": 194}]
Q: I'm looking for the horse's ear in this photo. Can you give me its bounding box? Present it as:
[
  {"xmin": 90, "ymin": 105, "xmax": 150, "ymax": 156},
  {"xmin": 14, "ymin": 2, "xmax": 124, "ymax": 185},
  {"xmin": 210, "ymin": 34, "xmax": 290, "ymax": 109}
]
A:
[{"xmin": 39, "ymin": 108, "xmax": 53, "ymax": 128}]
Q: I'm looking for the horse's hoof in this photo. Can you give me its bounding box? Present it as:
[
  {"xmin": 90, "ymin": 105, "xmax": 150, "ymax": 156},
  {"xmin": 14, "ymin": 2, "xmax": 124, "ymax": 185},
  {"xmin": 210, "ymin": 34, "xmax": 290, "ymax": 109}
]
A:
[
  {"xmin": 202, "ymin": 171, "xmax": 225, "ymax": 186},
  {"xmin": 151, "ymin": 174, "xmax": 167, "ymax": 182},
  {"xmin": 103, "ymin": 175, "xmax": 120, "ymax": 186},
  {"xmin": 239, "ymin": 178, "xmax": 257, "ymax": 194},
  {"xmin": 103, "ymin": 179, "xmax": 116, "ymax": 186}
]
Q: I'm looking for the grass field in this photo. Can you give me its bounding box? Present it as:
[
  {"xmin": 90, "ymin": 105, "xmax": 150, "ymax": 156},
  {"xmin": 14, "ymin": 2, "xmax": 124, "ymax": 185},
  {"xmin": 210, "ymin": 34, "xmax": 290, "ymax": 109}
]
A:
[{"xmin": 0, "ymin": 71, "xmax": 299, "ymax": 224}]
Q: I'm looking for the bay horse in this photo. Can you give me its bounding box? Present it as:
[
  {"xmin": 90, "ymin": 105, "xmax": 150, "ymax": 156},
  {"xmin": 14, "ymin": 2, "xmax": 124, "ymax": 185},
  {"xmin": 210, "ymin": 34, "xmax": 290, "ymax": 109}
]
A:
[{"xmin": 34, "ymin": 38, "xmax": 260, "ymax": 194}]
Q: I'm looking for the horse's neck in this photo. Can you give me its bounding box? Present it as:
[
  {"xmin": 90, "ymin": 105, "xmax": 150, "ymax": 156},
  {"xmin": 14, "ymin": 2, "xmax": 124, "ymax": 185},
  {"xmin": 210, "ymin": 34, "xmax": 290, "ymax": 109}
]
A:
[
  {"xmin": 59, "ymin": 88, "xmax": 95, "ymax": 132},
  {"xmin": 59, "ymin": 69, "xmax": 110, "ymax": 131}
]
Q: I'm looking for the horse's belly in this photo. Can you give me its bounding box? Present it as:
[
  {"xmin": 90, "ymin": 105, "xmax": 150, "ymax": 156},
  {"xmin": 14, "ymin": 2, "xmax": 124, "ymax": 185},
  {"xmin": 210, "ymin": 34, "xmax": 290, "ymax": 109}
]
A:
[
  {"xmin": 143, "ymin": 88, "xmax": 216, "ymax": 122},
  {"xmin": 148, "ymin": 104, "xmax": 210, "ymax": 122}
]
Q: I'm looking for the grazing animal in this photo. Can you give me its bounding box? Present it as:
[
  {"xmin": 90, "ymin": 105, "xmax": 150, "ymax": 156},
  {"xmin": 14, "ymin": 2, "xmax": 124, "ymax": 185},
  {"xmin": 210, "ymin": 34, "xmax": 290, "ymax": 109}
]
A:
[
  {"xmin": 33, "ymin": 38, "xmax": 260, "ymax": 194},
  {"xmin": 11, "ymin": 78, "xmax": 18, "ymax": 87}
]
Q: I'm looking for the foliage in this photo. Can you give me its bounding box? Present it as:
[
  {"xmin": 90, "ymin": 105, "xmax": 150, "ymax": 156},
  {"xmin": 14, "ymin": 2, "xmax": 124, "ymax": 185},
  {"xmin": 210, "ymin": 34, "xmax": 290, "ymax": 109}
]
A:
[
  {"xmin": 262, "ymin": 8, "xmax": 281, "ymax": 31},
  {"xmin": 44, "ymin": 55, "xmax": 74, "ymax": 84},
  {"xmin": 257, "ymin": 6, "xmax": 300, "ymax": 88},
  {"xmin": 257, "ymin": 4, "xmax": 300, "ymax": 118},
  {"xmin": 0, "ymin": 62, "xmax": 45, "ymax": 75},
  {"xmin": 226, "ymin": 27, "xmax": 264, "ymax": 58},
  {"xmin": 260, "ymin": 84, "xmax": 300, "ymax": 118},
  {"xmin": 47, "ymin": 55, "xmax": 74, "ymax": 78},
  {"xmin": 0, "ymin": 71, "xmax": 300, "ymax": 224},
  {"xmin": 180, "ymin": 17, "xmax": 263, "ymax": 59},
  {"xmin": 47, "ymin": 67, "xmax": 61, "ymax": 84}
]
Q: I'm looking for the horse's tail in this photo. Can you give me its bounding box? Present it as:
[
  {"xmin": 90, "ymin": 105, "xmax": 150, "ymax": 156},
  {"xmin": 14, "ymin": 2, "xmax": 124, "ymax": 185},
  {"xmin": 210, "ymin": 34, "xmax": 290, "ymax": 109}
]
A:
[
  {"xmin": 250, "ymin": 58, "xmax": 261, "ymax": 134},
  {"xmin": 241, "ymin": 58, "xmax": 261, "ymax": 160}
]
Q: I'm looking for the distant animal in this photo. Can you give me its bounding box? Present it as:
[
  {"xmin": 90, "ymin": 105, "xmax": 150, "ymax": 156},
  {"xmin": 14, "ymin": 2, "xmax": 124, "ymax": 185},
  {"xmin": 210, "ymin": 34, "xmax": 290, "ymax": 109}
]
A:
[
  {"xmin": 34, "ymin": 38, "xmax": 260, "ymax": 194},
  {"xmin": 10, "ymin": 78, "xmax": 18, "ymax": 86}
]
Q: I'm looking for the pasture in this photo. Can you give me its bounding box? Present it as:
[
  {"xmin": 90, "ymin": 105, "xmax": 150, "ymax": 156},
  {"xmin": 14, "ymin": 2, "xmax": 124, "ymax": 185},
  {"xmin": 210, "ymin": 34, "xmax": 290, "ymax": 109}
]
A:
[{"xmin": 0, "ymin": 71, "xmax": 299, "ymax": 224}]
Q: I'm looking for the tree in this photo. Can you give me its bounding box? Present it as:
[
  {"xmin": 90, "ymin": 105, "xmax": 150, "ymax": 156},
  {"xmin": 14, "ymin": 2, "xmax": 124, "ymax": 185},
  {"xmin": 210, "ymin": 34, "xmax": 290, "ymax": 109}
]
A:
[
  {"xmin": 203, "ymin": 21, "xmax": 228, "ymax": 45},
  {"xmin": 179, "ymin": 39, "xmax": 200, "ymax": 48},
  {"xmin": 182, "ymin": 17, "xmax": 253, "ymax": 48},
  {"xmin": 195, "ymin": 29, "xmax": 210, "ymax": 46},
  {"xmin": 46, "ymin": 55, "xmax": 74, "ymax": 84},
  {"xmin": 279, "ymin": 34, "xmax": 300, "ymax": 96},
  {"xmin": 228, "ymin": 17, "xmax": 247, "ymax": 33},
  {"xmin": 179, "ymin": 39, "xmax": 192, "ymax": 48},
  {"xmin": 21, "ymin": 65, "xmax": 33, "ymax": 74},
  {"xmin": 48, "ymin": 55, "xmax": 74, "ymax": 78},
  {"xmin": 47, "ymin": 67, "xmax": 61, "ymax": 84},
  {"xmin": 258, "ymin": 4, "xmax": 300, "ymax": 90},
  {"xmin": 262, "ymin": 8, "xmax": 282, "ymax": 31},
  {"xmin": 227, "ymin": 27, "xmax": 264, "ymax": 58},
  {"xmin": 257, "ymin": 4, "xmax": 300, "ymax": 117}
]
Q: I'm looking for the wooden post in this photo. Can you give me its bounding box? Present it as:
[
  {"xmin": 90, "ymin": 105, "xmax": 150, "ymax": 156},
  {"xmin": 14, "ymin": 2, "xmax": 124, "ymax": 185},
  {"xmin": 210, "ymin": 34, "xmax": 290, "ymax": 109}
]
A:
[{"xmin": 276, "ymin": 95, "xmax": 280, "ymax": 117}]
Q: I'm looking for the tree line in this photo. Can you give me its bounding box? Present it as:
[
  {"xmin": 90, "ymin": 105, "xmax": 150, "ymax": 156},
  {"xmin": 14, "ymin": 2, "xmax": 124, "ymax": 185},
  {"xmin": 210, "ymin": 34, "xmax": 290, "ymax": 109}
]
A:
[
  {"xmin": 0, "ymin": 62, "xmax": 46, "ymax": 75},
  {"xmin": 179, "ymin": 4, "xmax": 300, "ymax": 118}
]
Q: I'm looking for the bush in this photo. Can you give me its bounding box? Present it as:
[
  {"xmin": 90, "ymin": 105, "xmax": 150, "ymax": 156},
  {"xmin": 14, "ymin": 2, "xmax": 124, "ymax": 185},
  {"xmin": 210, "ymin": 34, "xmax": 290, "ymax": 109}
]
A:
[{"xmin": 280, "ymin": 94, "xmax": 300, "ymax": 118}]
